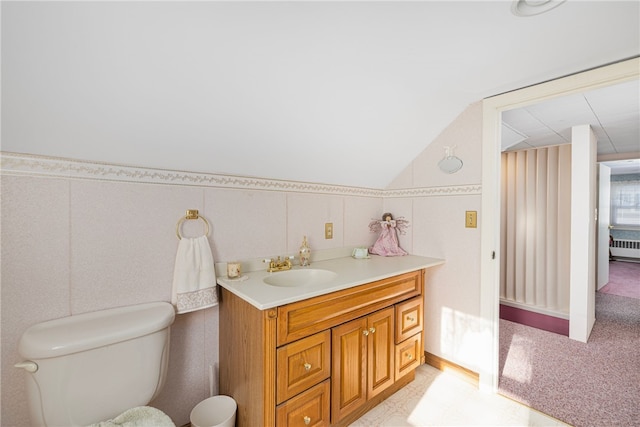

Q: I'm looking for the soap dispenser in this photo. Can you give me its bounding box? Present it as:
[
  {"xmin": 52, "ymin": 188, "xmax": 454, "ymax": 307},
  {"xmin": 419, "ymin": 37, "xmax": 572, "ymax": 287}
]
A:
[{"xmin": 299, "ymin": 236, "xmax": 311, "ymax": 267}]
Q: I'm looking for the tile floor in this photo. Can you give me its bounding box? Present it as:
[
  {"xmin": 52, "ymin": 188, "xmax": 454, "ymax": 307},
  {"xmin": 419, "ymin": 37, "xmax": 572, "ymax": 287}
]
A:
[{"xmin": 349, "ymin": 364, "xmax": 569, "ymax": 427}]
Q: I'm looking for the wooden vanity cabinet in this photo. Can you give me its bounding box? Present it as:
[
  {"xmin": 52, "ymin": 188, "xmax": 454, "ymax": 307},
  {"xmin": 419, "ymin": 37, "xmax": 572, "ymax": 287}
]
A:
[{"xmin": 219, "ymin": 269, "xmax": 425, "ymax": 427}]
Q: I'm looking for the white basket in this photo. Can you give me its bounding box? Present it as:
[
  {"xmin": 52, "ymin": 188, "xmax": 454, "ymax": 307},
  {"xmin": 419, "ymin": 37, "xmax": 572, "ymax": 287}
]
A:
[{"xmin": 190, "ymin": 395, "xmax": 236, "ymax": 427}]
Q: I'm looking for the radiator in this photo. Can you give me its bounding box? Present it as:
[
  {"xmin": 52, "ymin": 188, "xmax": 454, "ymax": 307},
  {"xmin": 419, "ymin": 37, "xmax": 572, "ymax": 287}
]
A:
[{"xmin": 611, "ymin": 239, "xmax": 640, "ymax": 259}]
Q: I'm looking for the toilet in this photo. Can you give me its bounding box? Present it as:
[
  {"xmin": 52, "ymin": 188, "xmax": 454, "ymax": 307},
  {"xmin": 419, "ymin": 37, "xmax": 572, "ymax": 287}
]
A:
[{"xmin": 15, "ymin": 302, "xmax": 175, "ymax": 427}]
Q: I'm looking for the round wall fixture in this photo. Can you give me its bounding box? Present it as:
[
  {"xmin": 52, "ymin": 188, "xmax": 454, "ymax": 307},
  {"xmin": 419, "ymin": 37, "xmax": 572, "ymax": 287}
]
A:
[
  {"xmin": 438, "ymin": 146, "xmax": 463, "ymax": 174},
  {"xmin": 511, "ymin": 0, "xmax": 567, "ymax": 17},
  {"xmin": 438, "ymin": 156, "xmax": 463, "ymax": 174}
]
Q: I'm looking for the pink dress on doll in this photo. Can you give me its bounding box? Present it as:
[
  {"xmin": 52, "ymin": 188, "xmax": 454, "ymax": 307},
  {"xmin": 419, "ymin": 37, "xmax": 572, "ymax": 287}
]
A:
[{"xmin": 368, "ymin": 216, "xmax": 408, "ymax": 256}]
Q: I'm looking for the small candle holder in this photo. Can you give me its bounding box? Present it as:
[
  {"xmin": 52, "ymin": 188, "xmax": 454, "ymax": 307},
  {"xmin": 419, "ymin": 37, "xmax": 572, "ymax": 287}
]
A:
[{"xmin": 227, "ymin": 262, "xmax": 241, "ymax": 279}]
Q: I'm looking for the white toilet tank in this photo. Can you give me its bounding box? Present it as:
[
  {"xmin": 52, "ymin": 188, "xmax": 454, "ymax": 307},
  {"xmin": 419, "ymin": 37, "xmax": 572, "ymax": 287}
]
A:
[{"xmin": 16, "ymin": 302, "xmax": 175, "ymax": 427}]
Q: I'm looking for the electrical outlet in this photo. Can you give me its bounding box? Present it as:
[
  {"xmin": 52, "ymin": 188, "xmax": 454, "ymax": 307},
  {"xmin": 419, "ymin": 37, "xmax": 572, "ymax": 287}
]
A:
[
  {"xmin": 325, "ymin": 223, "xmax": 333, "ymax": 239},
  {"xmin": 466, "ymin": 211, "xmax": 477, "ymax": 228}
]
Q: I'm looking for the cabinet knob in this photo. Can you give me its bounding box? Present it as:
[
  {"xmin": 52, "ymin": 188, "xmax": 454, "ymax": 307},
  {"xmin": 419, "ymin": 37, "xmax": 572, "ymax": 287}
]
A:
[
  {"xmin": 406, "ymin": 353, "xmax": 413, "ymax": 360},
  {"xmin": 362, "ymin": 329, "xmax": 369, "ymax": 336},
  {"xmin": 369, "ymin": 327, "xmax": 376, "ymax": 334},
  {"xmin": 303, "ymin": 415, "xmax": 311, "ymax": 425},
  {"xmin": 303, "ymin": 362, "xmax": 312, "ymax": 371}
]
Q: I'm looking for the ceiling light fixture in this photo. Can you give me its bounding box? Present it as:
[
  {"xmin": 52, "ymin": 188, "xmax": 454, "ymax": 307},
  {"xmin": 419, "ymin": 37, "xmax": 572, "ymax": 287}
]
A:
[{"xmin": 511, "ymin": 0, "xmax": 567, "ymax": 17}]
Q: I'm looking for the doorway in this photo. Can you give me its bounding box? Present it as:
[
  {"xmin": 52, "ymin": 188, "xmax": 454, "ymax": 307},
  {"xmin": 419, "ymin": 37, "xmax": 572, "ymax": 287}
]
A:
[
  {"xmin": 600, "ymin": 158, "xmax": 640, "ymax": 294},
  {"xmin": 479, "ymin": 58, "xmax": 639, "ymax": 391}
]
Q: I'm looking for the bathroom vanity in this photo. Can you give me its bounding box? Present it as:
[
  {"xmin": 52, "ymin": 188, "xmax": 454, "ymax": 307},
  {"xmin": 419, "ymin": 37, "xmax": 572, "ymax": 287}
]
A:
[{"xmin": 217, "ymin": 255, "xmax": 443, "ymax": 427}]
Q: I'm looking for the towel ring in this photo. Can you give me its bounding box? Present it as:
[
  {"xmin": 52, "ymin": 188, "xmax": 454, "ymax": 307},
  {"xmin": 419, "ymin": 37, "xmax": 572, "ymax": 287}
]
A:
[{"xmin": 176, "ymin": 210, "xmax": 210, "ymax": 240}]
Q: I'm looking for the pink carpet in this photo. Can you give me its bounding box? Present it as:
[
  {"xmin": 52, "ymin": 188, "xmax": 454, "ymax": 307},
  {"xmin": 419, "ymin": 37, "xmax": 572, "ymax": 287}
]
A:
[
  {"xmin": 599, "ymin": 260, "xmax": 640, "ymax": 299},
  {"xmin": 499, "ymin": 293, "xmax": 640, "ymax": 427}
]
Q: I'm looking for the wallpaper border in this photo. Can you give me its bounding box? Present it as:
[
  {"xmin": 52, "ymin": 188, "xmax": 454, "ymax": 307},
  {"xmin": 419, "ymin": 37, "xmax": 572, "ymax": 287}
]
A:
[{"xmin": 1, "ymin": 152, "xmax": 481, "ymax": 197}]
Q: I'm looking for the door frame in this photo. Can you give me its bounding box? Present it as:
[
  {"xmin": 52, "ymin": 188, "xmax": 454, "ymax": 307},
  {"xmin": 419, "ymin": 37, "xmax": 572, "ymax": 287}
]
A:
[
  {"xmin": 597, "ymin": 164, "xmax": 612, "ymax": 290},
  {"xmin": 479, "ymin": 58, "xmax": 639, "ymax": 391}
]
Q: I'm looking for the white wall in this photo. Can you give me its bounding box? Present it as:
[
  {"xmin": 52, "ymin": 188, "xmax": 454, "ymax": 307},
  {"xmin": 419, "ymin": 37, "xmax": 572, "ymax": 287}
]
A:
[
  {"xmin": 569, "ymin": 125, "xmax": 598, "ymax": 342},
  {"xmin": 387, "ymin": 101, "xmax": 484, "ymax": 372}
]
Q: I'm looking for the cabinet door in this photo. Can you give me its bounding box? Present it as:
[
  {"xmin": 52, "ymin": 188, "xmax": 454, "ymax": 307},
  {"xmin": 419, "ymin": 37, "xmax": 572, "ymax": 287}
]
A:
[
  {"xmin": 331, "ymin": 316, "xmax": 367, "ymax": 423},
  {"xmin": 367, "ymin": 307, "xmax": 395, "ymax": 399}
]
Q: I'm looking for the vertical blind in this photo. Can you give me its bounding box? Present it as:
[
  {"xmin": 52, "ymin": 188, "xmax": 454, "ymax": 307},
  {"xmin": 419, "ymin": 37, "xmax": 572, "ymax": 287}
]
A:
[{"xmin": 501, "ymin": 145, "xmax": 571, "ymax": 315}]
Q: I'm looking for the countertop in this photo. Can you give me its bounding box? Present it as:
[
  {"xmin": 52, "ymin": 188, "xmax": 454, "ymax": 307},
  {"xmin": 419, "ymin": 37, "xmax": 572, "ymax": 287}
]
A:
[{"xmin": 216, "ymin": 254, "xmax": 445, "ymax": 310}]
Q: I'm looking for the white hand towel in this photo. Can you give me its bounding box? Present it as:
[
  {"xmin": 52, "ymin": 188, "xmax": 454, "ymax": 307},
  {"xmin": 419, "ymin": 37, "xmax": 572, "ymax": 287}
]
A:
[{"xmin": 171, "ymin": 235, "xmax": 218, "ymax": 314}]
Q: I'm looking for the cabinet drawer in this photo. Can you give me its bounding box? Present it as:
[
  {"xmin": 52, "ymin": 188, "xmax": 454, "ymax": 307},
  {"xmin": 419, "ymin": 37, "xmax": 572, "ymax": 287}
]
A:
[
  {"xmin": 278, "ymin": 270, "xmax": 423, "ymax": 346},
  {"xmin": 395, "ymin": 333, "xmax": 422, "ymax": 380},
  {"xmin": 277, "ymin": 330, "xmax": 331, "ymax": 404},
  {"xmin": 276, "ymin": 379, "xmax": 330, "ymax": 427},
  {"xmin": 395, "ymin": 296, "xmax": 423, "ymax": 343}
]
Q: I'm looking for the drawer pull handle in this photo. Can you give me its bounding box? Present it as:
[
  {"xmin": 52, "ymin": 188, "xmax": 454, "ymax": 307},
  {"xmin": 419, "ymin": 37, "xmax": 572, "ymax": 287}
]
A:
[
  {"xmin": 363, "ymin": 329, "xmax": 369, "ymax": 336},
  {"xmin": 406, "ymin": 353, "xmax": 413, "ymax": 360},
  {"xmin": 304, "ymin": 415, "xmax": 311, "ymax": 425},
  {"xmin": 369, "ymin": 327, "xmax": 376, "ymax": 334},
  {"xmin": 303, "ymin": 362, "xmax": 312, "ymax": 371},
  {"xmin": 407, "ymin": 316, "xmax": 415, "ymax": 322}
]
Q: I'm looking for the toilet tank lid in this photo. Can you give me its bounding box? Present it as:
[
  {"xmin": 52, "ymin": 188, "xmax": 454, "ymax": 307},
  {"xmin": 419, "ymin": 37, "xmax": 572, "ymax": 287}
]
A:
[{"xmin": 18, "ymin": 302, "xmax": 175, "ymax": 359}]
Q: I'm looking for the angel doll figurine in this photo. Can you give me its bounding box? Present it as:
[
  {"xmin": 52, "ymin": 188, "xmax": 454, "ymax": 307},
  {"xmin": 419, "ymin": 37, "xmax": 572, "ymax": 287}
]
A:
[{"xmin": 368, "ymin": 213, "xmax": 409, "ymax": 256}]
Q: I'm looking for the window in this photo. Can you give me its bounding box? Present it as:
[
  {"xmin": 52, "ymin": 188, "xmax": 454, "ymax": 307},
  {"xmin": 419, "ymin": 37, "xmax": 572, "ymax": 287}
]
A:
[{"xmin": 611, "ymin": 179, "xmax": 640, "ymax": 227}]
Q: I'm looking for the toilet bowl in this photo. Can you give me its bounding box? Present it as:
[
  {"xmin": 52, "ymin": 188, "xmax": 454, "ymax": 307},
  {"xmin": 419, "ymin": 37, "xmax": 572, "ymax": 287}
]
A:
[{"xmin": 15, "ymin": 302, "xmax": 175, "ymax": 427}]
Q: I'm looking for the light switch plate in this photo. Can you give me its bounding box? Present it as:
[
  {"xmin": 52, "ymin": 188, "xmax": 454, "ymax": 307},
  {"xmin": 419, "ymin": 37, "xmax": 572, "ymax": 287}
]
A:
[
  {"xmin": 325, "ymin": 223, "xmax": 333, "ymax": 239},
  {"xmin": 465, "ymin": 211, "xmax": 477, "ymax": 228}
]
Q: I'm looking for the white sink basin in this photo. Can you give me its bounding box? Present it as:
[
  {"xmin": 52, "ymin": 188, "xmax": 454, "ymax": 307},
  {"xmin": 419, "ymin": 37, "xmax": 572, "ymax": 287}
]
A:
[{"xmin": 263, "ymin": 269, "xmax": 337, "ymax": 287}]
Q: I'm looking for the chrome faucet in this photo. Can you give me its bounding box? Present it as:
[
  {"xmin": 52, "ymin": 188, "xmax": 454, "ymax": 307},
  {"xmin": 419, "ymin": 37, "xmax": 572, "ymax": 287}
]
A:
[{"xmin": 263, "ymin": 256, "xmax": 294, "ymax": 273}]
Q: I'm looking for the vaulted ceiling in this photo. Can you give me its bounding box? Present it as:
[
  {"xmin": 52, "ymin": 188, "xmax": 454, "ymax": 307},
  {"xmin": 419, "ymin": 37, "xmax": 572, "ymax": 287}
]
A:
[{"xmin": 2, "ymin": 1, "xmax": 639, "ymax": 187}]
